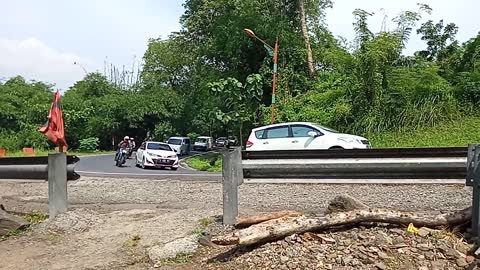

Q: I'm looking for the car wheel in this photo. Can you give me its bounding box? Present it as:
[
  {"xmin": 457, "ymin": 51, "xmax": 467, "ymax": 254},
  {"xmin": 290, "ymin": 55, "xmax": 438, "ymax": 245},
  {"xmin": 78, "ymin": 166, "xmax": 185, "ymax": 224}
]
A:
[
  {"xmin": 141, "ymin": 157, "xmax": 146, "ymax": 169},
  {"xmin": 171, "ymin": 167, "xmax": 178, "ymax": 171},
  {"xmin": 329, "ymin": 146, "xmax": 344, "ymax": 150}
]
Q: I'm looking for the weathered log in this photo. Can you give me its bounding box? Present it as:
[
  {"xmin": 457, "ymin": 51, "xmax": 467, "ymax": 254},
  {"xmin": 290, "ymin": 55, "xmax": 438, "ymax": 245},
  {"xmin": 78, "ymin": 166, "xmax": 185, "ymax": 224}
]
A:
[
  {"xmin": 236, "ymin": 210, "xmax": 304, "ymax": 228},
  {"xmin": 0, "ymin": 208, "xmax": 29, "ymax": 236},
  {"xmin": 325, "ymin": 195, "xmax": 368, "ymax": 214},
  {"xmin": 212, "ymin": 207, "xmax": 471, "ymax": 246}
]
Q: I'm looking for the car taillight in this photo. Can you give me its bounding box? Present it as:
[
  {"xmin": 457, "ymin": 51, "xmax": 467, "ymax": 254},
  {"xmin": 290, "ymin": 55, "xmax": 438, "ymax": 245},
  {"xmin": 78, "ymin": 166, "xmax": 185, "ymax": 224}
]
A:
[{"xmin": 246, "ymin": 141, "xmax": 254, "ymax": 148}]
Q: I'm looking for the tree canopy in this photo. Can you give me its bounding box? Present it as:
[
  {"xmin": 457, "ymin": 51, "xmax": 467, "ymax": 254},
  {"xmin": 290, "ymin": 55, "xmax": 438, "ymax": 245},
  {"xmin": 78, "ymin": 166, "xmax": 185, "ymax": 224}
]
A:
[{"xmin": 1, "ymin": 1, "xmax": 479, "ymax": 150}]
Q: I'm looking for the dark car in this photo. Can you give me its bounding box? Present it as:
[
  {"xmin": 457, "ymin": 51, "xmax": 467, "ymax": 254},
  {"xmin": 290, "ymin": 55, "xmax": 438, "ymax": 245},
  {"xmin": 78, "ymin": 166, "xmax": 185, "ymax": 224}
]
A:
[{"xmin": 215, "ymin": 137, "xmax": 228, "ymax": 147}]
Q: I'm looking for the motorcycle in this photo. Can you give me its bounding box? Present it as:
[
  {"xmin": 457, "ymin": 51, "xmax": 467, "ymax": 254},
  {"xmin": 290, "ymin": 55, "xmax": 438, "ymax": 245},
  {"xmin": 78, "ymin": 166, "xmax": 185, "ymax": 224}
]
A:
[
  {"xmin": 115, "ymin": 148, "xmax": 128, "ymax": 167},
  {"xmin": 126, "ymin": 146, "xmax": 133, "ymax": 159}
]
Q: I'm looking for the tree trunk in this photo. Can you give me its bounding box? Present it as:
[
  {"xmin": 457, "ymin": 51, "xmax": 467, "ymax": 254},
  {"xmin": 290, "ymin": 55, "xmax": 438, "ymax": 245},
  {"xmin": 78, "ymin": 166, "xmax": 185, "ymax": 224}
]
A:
[
  {"xmin": 0, "ymin": 207, "xmax": 29, "ymax": 236},
  {"xmin": 212, "ymin": 207, "xmax": 471, "ymax": 246},
  {"xmin": 236, "ymin": 210, "xmax": 304, "ymax": 228},
  {"xmin": 299, "ymin": 0, "xmax": 315, "ymax": 77}
]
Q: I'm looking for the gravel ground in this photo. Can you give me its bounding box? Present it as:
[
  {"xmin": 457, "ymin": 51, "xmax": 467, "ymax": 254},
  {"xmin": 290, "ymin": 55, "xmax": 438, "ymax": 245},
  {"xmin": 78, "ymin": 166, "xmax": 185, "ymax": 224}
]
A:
[
  {"xmin": 194, "ymin": 225, "xmax": 477, "ymax": 270},
  {"xmin": 0, "ymin": 177, "xmax": 473, "ymax": 269},
  {"xmin": 0, "ymin": 177, "xmax": 472, "ymax": 214}
]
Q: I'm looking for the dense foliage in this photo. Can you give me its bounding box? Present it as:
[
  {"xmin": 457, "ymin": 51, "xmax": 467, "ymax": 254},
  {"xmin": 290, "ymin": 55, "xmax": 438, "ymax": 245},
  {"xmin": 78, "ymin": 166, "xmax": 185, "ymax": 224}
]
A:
[{"xmin": 1, "ymin": 1, "xmax": 479, "ymax": 150}]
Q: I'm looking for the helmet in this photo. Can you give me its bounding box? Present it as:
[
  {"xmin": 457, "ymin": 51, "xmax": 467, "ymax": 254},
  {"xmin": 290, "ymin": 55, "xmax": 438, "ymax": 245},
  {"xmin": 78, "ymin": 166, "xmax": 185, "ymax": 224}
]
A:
[{"xmin": 124, "ymin": 136, "xmax": 130, "ymax": 140}]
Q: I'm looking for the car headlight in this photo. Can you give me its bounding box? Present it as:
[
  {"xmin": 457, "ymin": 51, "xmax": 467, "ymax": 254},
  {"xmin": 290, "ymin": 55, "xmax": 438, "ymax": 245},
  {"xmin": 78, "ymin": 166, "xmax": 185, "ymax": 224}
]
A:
[
  {"xmin": 338, "ymin": 137, "xmax": 362, "ymax": 144},
  {"xmin": 167, "ymin": 155, "xmax": 176, "ymax": 158},
  {"xmin": 146, "ymin": 152, "xmax": 162, "ymax": 158}
]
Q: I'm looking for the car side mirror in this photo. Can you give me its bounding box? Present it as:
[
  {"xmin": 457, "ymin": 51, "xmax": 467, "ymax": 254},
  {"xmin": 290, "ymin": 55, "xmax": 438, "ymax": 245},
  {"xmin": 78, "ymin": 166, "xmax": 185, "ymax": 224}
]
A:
[{"xmin": 308, "ymin": 131, "xmax": 319, "ymax": 137}]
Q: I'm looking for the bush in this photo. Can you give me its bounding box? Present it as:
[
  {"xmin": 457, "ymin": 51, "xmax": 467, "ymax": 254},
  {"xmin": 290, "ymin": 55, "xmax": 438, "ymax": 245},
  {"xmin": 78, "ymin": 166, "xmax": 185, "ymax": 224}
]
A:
[
  {"xmin": 78, "ymin": 137, "xmax": 99, "ymax": 152},
  {"xmin": 0, "ymin": 132, "xmax": 21, "ymax": 151},
  {"xmin": 186, "ymin": 154, "xmax": 222, "ymax": 172}
]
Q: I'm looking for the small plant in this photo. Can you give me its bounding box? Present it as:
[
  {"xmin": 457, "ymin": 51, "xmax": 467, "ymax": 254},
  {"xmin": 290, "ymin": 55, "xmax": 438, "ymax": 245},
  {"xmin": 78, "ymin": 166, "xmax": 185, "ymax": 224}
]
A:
[
  {"xmin": 193, "ymin": 217, "xmax": 214, "ymax": 237},
  {"xmin": 198, "ymin": 217, "xmax": 213, "ymax": 228},
  {"xmin": 193, "ymin": 227, "xmax": 205, "ymax": 237},
  {"xmin": 24, "ymin": 211, "xmax": 48, "ymax": 224},
  {"xmin": 44, "ymin": 231, "xmax": 63, "ymax": 242},
  {"xmin": 78, "ymin": 137, "xmax": 99, "ymax": 152},
  {"xmin": 124, "ymin": 234, "xmax": 141, "ymax": 247},
  {"xmin": 1, "ymin": 228, "xmax": 22, "ymax": 240},
  {"xmin": 167, "ymin": 253, "xmax": 192, "ymax": 264}
]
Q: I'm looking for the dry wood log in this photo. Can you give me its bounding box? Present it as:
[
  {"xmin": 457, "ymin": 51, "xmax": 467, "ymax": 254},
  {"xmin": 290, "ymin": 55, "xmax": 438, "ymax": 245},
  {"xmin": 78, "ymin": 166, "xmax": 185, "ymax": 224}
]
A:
[
  {"xmin": 0, "ymin": 208, "xmax": 29, "ymax": 236},
  {"xmin": 236, "ymin": 210, "xmax": 304, "ymax": 228},
  {"xmin": 325, "ymin": 195, "xmax": 368, "ymax": 214},
  {"xmin": 212, "ymin": 207, "xmax": 471, "ymax": 246}
]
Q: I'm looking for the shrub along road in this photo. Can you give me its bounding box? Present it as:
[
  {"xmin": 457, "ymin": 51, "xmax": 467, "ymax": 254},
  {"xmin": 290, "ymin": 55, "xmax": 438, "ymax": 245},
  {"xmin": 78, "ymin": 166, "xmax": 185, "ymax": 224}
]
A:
[{"xmin": 76, "ymin": 152, "xmax": 221, "ymax": 181}]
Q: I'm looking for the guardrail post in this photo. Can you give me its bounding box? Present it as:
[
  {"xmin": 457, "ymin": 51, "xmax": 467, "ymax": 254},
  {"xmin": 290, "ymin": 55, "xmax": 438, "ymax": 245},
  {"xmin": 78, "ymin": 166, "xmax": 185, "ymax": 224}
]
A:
[
  {"xmin": 470, "ymin": 145, "xmax": 480, "ymax": 238},
  {"xmin": 222, "ymin": 148, "xmax": 242, "ymax": 225},
  {"xmin": 48, "ymin": 153, "xmax": 68, "ymax": 218}
]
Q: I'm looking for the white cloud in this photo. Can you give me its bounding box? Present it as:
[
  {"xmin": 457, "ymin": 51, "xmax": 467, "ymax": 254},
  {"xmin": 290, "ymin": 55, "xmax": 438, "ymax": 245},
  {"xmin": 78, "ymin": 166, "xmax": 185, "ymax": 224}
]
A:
[{"xmin": 0, "ymin": 38, "xmax": 96, "ymax": 90}]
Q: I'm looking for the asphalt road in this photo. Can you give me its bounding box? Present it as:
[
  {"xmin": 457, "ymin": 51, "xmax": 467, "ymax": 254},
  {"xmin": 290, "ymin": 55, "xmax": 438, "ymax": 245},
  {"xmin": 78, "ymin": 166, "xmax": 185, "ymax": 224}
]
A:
[{"xmin": 76, "ymin": 152, "xmax": 221, "ymax": 181}]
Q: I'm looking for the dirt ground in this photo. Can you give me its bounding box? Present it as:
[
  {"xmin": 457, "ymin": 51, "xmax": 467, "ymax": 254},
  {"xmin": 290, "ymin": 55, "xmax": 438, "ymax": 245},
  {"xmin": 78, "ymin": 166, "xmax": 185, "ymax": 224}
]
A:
[{"xmin": 0, "ymin": 177, "xmax": 472, "ymax": 269}]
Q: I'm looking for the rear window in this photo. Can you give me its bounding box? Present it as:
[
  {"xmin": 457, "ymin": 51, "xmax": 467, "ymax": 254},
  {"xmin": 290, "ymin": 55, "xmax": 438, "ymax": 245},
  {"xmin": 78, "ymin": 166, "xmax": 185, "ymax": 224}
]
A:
[
  {"xmin": 147, "ymin": 143, "xmax": 172, "ymax": 151},
  {"xmin": 255, "ymin": 130, "xmax": 265, "ymax": 139},
  {"xmin": 168, "ymin": 138, "xmax": 182, "ymax": 145}
]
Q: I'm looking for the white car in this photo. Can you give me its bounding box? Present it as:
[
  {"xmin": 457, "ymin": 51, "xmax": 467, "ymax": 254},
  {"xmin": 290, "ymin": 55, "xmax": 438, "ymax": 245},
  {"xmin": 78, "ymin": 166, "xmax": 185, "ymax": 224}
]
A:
[
  {"xmin": 136, "ymin": 141, "xmax": 179, "ymax": 170},
  {"xmin": 246, "ymin": 122, "xmax": 371, "ymax": 151},
  {"xmin": 167, "ymin": 137, "xmax": 191, "ymax": 155},
  {"xmin": 193, "ymin": 136, "xmax": 213, "ymax": 151}
]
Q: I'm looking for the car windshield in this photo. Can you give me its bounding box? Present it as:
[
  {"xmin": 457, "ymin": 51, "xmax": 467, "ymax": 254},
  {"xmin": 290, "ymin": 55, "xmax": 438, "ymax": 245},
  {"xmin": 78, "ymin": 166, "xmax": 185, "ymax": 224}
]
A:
[
  {"xmin": 313, "ymin": 123, "xmax": 338, "ymax": 133},
  {"xmin": 196, "ymin": 138, "xmax": 207, "ymax": 143},
  {"xmin": 168, "ymin": 138, "xmax": 182, "ymax": 145},
  {"xmin": 147, "ymin": 143, "xmax": 172, "ymax": 151},
  {"xmin": 217, "ymin": 137, "xmax": 226, "ymax": 141}
]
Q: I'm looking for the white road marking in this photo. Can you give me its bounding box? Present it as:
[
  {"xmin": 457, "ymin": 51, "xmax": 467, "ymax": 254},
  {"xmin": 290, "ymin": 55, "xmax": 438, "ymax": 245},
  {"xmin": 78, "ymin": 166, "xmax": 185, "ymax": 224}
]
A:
[{"xmin": 76, "ymin": 170, "xmax": 219, "ymax": 176}]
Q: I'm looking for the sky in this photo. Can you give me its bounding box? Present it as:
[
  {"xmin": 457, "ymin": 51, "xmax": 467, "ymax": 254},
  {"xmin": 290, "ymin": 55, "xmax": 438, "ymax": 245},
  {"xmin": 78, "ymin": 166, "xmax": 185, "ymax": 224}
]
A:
[{"xmin": 0, "ymin": 0, "xmax": 478, "ymax": 90}]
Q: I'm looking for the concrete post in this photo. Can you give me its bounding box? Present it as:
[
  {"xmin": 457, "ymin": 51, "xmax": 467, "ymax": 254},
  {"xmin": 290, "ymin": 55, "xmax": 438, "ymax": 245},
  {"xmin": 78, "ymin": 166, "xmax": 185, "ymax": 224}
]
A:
[
  {"xmin": 48, "ymin": 153, "xmax": 67, "ymax": 218},
  {"xmin": 222, "ymin": 148, "xmax": 242, "ymax": 225},
  {"xmin": 233, "ymin": 148, "xmax": 244, "ymax": 186},
  {"xmin": 471, "ymin": 145, "xmax": 480, "ymax": 238}
]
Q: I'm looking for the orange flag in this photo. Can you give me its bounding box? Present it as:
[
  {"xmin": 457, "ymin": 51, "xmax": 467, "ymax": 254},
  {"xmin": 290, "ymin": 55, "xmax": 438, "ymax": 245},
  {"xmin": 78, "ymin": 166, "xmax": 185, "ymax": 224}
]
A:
[{"xmin": 39, "ymin": 91, "xmax": 67, "ymax": 148}]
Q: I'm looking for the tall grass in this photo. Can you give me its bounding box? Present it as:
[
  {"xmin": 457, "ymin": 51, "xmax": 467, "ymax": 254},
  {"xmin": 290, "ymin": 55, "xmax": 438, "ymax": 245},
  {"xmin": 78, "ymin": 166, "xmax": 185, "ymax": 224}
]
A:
[{"xmin": 370, "ymin": 115, "xmax": 480, "ymax": 147}]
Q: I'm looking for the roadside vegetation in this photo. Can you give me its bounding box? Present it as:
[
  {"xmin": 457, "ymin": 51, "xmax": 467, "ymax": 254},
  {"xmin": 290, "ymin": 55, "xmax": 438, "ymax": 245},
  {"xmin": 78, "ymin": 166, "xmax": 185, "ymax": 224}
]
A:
[
  {"xmin": 2, "ymin": 150, "xmax": 114, "ymax": 157},
  {"xmin": 371, "ymin": 116, "xmax": 480, "ymax": 148},
  {"xmin": 186, "ymin": 154, "xmax": 222, "ymax": 172},
  {"xmin": 1, "ymin": 1, "xmax": 479, "ymax": 151}
]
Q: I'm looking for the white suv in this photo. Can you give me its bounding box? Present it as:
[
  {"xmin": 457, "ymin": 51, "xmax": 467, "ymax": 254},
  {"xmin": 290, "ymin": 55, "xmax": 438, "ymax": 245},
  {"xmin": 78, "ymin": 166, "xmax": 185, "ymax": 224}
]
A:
[{"xmin": 246, "ymin": 122, "xmax": 371, "ymax": 151}]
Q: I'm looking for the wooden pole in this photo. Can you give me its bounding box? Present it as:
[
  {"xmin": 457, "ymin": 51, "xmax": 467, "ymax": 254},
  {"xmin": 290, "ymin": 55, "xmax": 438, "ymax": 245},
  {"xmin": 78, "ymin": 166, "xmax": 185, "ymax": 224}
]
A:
[{"xmin": 271, "ymin": 37, "xmax": 278, "ymax": 125}]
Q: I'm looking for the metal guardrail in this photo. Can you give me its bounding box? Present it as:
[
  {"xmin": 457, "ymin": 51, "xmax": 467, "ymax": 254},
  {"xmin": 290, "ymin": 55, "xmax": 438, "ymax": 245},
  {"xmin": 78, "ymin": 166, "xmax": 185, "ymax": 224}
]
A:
[
  {"xmin": 0, "ymin": 155, "xmax": 80, "ymax": 180},
  {"xmin": 242, "ymin": 148, "xmax": 468, "ymax": 180},
  {"xmin": 242, "ymin": 147, "xmax": 469, "ymax": 159},
  {"xmin": 222, "ymin": 146, "xmax": 478, "ymax": 228}
]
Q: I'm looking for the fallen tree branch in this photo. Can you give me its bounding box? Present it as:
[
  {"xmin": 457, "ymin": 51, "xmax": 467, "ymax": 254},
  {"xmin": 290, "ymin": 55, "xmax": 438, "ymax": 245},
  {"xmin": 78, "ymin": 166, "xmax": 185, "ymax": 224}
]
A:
[
  {"xmin": 236, "ymin": 210, "xmax": 304, "ymax": 228},
  {"xmin": 213, "ymin": 207, "xmax": 471, "ymax": 246}
]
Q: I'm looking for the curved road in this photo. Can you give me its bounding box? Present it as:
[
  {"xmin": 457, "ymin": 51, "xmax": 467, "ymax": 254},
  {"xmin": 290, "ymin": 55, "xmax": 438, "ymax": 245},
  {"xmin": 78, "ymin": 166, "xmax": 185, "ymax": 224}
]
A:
[{"xmin": 76, "ymin": 152, "xmax": 221, "ymax": 181}]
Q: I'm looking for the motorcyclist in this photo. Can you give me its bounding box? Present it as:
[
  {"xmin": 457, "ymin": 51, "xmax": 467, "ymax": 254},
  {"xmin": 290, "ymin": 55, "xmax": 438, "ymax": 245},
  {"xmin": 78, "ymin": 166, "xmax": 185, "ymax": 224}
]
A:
[
  {"xmin": 128, "ymin": 137, "xmax": 136, "ymax": 158},
  {"xmin": 129, "ymin": 137, "xmax": 136, "ymax": 150},
  {"xmin": 118, "ymin": 136, "xmax": 130, "ymax": 149},
  {"xmin": 115, "ymin": 136, "xmax": 130, "ymax": 162}
]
